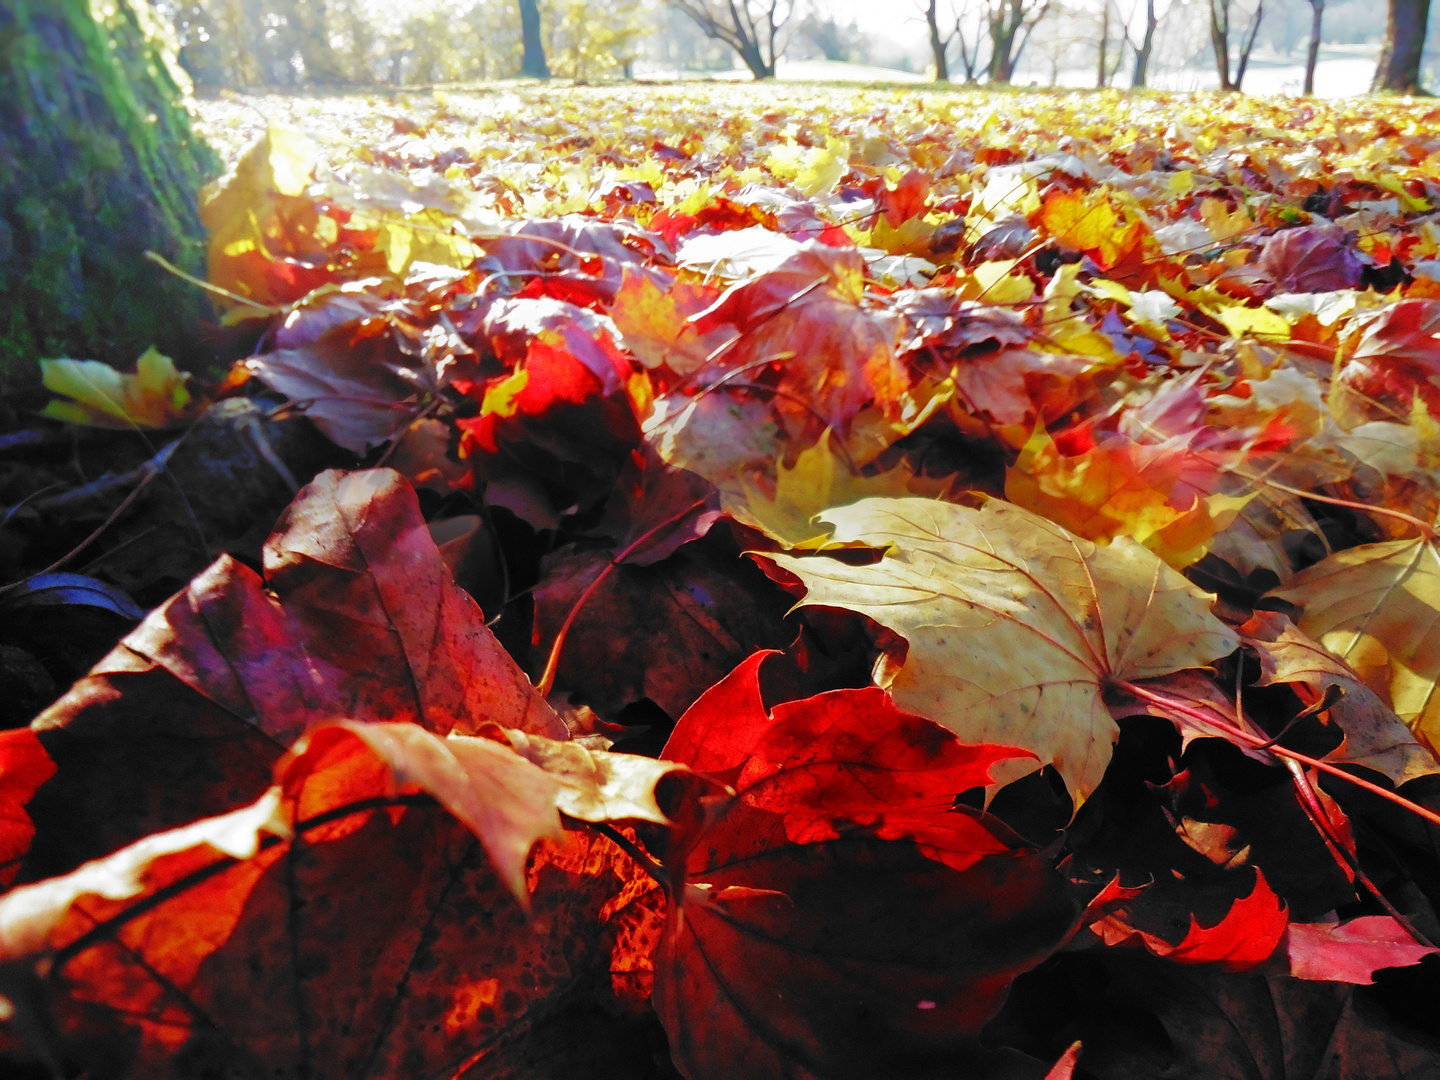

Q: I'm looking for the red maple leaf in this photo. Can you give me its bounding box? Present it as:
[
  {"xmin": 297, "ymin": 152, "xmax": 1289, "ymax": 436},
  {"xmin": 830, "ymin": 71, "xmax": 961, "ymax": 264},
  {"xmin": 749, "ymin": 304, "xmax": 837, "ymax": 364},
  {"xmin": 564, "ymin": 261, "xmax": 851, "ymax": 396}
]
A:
[{"xmin": 653, "ymin": 652, "xmax": 1076, "ymax": 1080}]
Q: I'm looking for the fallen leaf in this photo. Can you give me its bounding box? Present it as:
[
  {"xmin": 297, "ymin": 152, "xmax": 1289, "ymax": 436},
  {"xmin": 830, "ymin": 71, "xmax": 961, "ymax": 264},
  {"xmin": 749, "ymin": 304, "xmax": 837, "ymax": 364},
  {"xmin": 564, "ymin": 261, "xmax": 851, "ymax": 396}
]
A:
[
  {"xmin": 530, "ymin": 533, "xmax": 794, "ymax": 720},
  {"xmin": 654, "ymin": 652, "xmax": 1074, "ymax": 1080},
  {"xmin": 643, "ymin": 390, "xmax": 783, "ymax": 497},
  {"xmin": 1005, "ymin": 427, "xmax": 1250, "ymax": 568},
  {"xmin": 586, "ymin": 452, "xmax": 721, "ymax": 566},
  {"xmin": 1037, "ymin": 189, "xmax": 1150, "ymax": 273},
  {"xmin": 478, "ymin": 215, "xmax": 671, "ymax": 306},
  {"xmin": 1288, "ymin": 916, "xmax": 1440, "ymax": 985},
  {"xmin": 41, "ymin": 349, "xmax": 192, "ymax": 428},
  {"xmin": 1243, "ymin": 611, "xmax": 1440, "ymax": 786},
  {"xmin": 242, "ymin": 323, "xmax": 427, "ymax": 453},
  {"xmin": 692, "ymin": 241, "xmax": 908, "ymax": 430},
  {"xmin": 302, "ymin": 721, "xmax": 684, "ymax": 902},
  {"xmin": 0, "ymin": 722, "xmax": 664, "ymax": 1078},
  {"xmin": 199, "ymin": 127, "xmax": 341, "ymax": 307},
  {"xmin": 765, "ymin": 498, "xmax": 1239, "ymax": 800},
  {"xmin": 0, "ymin": 731, "xmax": 55, "ymax": 890},
  {"xmin": 26, "ymin": 469, "xmax": 563, "ymax": 879},
  {"xmin": 1338, "ymin": 299, "xmax": 1440, "ymax": 418},
  {"xmin": 1043, "ymin": 1041, "xmax": 1083, "ymax": 1080},
  {"xmin": 951, "ymin": 349, "xmax": 1106, "ymax": 428},
  {"xmin": 732, "ymin": 431, "xmax": 952, "ymax": 548},
  {"xmin": 1091, "ymin": 868, "xmax": 1288, "ymax": 972},
  {"xmin": 608, "ymin": 271, "xmax": 737, "ymax": 378},
  {"xmin": 1270, "ymin": 537, "xmax": 1440, "ymax": 751},
  {"xmin": 1259, "ymin": 226, "xmax": 1366, "ymax": 294}
]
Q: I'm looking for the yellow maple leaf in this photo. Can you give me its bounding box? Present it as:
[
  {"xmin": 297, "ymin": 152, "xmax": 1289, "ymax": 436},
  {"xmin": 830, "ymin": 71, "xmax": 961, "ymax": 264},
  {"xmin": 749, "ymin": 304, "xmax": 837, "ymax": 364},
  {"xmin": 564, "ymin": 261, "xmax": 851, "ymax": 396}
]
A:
[
  {"xmin": 958, "ymin": 260, "xmax": 1036, "ymax": 305},
  {"xmin": 1199, "ymin": 197, "xmax": 1254, "ymax": 243},
  {"xmin": 731, "ymin": 431, "xmax": 952, "ymax": 548},
  {"xmin": 1037, "ymin": 188, "xmax": 1149, "ymax": 271},
  {"xmin": 199, "ymin": 126, "xmax": 326, "ymax": 306},
  {"xmin": 1040, "ymin": 265, "xmax": 1125, "ymax": 361},
  {"xmin": 41, "ymin": 348, "xmax": 193, "ymax": 428},
  {"xmin": 1208, "ymin": 303, "xmax": 1292, "ymax": 341},
  {"xmin": 765, "ymin": 136, "xmax": 850, "ymax": 197},
  {"xmin": 609, "ymin": 272, "xmax": 735, "ymax": 377}
]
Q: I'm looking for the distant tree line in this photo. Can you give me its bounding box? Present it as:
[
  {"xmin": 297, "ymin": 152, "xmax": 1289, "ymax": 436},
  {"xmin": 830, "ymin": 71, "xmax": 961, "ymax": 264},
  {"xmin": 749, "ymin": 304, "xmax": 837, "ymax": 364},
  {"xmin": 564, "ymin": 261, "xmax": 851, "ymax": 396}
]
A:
[
  {"xmin": 159, "ymin": 0, "xmax": 649, "ymax": 87},
  {"xmin": 912, "ymin": 0, "xmax": 1429, "ymax": 94},
  {"xmin": 155, "ymin": 0, "xmax": 1432, "ymax": 95}
]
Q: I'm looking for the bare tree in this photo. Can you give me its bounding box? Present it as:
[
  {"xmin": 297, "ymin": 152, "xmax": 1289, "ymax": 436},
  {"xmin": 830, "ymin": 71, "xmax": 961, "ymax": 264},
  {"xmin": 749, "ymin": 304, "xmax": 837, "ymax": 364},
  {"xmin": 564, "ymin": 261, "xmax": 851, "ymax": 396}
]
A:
[
  {"xmin": 934, "ymin": 0, "xmax": 993, "ymax": 82},
  {"xmin": 1095, "ymin": 0, "xmax": 1127, "ymax": 86},
  {"xmin": 954, "ymin": 1, "xmax": 990, "ymax": 81},
  {"xmin": 1301, "ymin": 0, "xmax": 1322, "ymax": 94},
  {"xmin": 924, "ymin": 0, "xmax": 952, "ymax": 80},
  {"xmin": 1208, "ymin": 0, "xmax": 1263, "ymax": 91},
  {"xmin": 986, "ymin": 0, "xmax": 1053, "ymax": 82},
  {"xmin": 1119, "ymin": 0, "xmax": 1159, "ymax": 87},
  {"xmin": 665, "ymin": 0, "xmax": 794, "ymax": 78},
  {"xmin": 1372, "ymin": 0, "xmax": 1431, "ymax": 92}
]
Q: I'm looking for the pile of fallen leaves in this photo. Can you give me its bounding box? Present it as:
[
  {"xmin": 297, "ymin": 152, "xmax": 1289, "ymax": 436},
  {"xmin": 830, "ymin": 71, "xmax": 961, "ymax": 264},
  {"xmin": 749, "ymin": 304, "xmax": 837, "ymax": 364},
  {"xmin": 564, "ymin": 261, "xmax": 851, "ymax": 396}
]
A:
[{"xmin": 3, "ymin": 83, "xmax": 1440, "ymax": 1078}]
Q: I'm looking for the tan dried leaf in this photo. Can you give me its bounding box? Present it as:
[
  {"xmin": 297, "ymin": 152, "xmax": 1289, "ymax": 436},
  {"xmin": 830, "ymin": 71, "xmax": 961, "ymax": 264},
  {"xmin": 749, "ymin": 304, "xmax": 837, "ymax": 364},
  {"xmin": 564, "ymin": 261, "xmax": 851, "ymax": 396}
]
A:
[
  {"xmin": 766, "ymin": 498, "xmax": 1238, "ymax": 801},
  {"xmin": 1271, "ymin": 538, "xmax": 1440, "ymax": 751}
]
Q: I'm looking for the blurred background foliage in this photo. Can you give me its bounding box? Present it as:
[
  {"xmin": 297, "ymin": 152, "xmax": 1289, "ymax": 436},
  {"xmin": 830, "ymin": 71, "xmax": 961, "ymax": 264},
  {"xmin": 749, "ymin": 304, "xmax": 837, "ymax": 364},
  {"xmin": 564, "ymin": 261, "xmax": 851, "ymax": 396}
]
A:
[
  {"xmin": 152, "ymin": 0, "xmax": 1417, "ymax": 96},
  {"xmin": 160, "ymin": 0, "xmax": 674, "ymax": 87}
]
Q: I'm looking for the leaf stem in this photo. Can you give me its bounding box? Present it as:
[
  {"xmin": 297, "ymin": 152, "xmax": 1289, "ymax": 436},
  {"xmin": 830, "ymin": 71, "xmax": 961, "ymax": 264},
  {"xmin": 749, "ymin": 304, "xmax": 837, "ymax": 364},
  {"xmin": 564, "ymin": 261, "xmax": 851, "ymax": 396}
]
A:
[
  {"xmin": 536, "ymin": 498, "xmax": 710, "ymax": 698},
  {"xmin": 144, "ymin": 250, "xmax": 274, "ymax": 312},
  {"xmin": 588, "ymin": 821, "xmax": 669, "ymax": 891},
  {"xmin": 1117, "ymin": 680, "xmax": 1440, "ymax": 831},
  {"xmin": 1240, "ymin": 476, "xmax": 1437, "ymax": 541}
]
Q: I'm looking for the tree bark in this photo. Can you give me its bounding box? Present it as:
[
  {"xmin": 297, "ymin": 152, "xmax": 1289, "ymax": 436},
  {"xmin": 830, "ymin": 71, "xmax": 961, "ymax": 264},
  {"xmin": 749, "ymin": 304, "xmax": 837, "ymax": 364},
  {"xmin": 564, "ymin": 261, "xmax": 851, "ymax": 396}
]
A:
[
  {"xmin": 988, "ymin": 3, "xmax": 1020, "ymax": 82},
  {"xmin": 1096, "ymin": 0, "xmax": 1109, "ymax": 87},
  {"xmin": 1232, "ymin": 0, "xmax": 1264, "ymax": 89},
  {"xmin": 1210, "ymin": 0, "xmax": 1235, "ymax": 90},
  {"xmin": 518, "ymin": 0, "xmax": 550, "ymax": 78},
  {"xmin": 0, "ymin": 0, "xmax": 219, "ymax": 402},
  {"xmin": 927, "ymin": 0, "xmax": 951, "ymax": 81},
  {"xmin": 1372, "ymin": 0, "xmax": 1430, "ymax": 93},
  {"xmin": 1130, "ymin": 0, "xmax": 1157, "ymax": 88},
  {"xmin": 1303, "ymin": 0, "xmax": 1323, "ymax": 95}
]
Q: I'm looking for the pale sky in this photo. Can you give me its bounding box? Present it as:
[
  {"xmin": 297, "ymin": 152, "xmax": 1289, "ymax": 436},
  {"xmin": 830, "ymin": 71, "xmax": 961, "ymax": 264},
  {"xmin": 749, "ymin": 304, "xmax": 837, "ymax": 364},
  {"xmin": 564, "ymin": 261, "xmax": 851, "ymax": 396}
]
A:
[{"xmin": 821, "ymin": 0, "xmax": 932, "ymax": 40}]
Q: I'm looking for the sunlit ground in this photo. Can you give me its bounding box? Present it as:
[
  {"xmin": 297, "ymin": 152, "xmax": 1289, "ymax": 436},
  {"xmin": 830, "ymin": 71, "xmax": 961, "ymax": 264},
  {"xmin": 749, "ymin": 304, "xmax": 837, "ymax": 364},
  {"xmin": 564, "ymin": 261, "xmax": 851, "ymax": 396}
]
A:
[{"xmin": 190, "ymin": 54, "xmax": 1392, "ymax": 175}]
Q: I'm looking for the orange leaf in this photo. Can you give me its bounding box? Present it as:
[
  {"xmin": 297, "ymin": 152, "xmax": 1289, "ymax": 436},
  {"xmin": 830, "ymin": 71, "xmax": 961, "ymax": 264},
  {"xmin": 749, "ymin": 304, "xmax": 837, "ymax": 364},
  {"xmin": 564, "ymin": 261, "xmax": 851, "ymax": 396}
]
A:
[
  {"xmin": 1038, "ymin": 188, "xmax": 1150, "ymax": 273},
  {"xmin": 1005, "ymin": 427, "xmax": 1247, "ymax": 568},
  {"xmin": 0, "ymin": 723, "xmax": 665, "ymax": 1077}
]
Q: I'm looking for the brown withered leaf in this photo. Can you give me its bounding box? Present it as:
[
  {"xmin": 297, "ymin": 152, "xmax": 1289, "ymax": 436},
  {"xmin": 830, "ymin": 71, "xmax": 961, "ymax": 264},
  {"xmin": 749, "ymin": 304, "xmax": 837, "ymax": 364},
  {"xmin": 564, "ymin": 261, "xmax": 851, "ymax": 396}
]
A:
[
  {"xmin": 1243, "ymin": 611, "xmax": 1440, "ymax": 786},
  {"xmin": 692, "ymin": 241, "xmax": 908, "ymax": 430},
  {"xmin": 1270, "ymin": 537, "xmax": 1440, "ymax": 753},
  {"xmin": 531, "ymin": 532, "xmax": 794, "ymax": 720},
  {"xmin": 25, "ymin": 469, "xmax": 564, "ymax": 879}
]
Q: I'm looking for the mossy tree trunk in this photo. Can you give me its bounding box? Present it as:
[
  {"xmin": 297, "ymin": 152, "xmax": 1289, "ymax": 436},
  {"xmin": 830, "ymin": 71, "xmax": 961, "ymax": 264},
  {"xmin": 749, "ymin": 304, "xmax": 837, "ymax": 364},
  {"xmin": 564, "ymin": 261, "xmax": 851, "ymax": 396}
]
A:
[{"xmin": 0, "ymin": 0, "xmax": 220, "ymax": 402}]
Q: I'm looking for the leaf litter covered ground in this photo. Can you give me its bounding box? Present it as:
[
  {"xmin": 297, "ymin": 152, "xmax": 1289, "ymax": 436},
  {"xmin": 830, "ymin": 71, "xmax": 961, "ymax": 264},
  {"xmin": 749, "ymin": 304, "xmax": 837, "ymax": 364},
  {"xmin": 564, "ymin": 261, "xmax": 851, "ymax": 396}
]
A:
[{"xmin": 4, "ymin": 82, "xmax": 1440, "ymax": 1077}]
